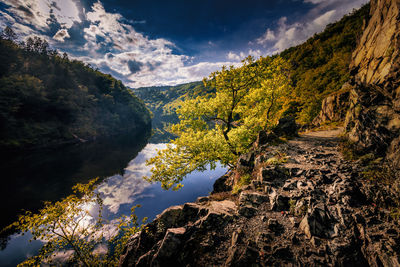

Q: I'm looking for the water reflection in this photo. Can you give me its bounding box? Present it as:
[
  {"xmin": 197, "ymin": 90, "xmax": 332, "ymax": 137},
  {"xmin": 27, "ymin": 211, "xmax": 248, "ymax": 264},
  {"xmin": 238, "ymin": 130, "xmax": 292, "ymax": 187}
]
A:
[
  {"xmin": 0, "ymin": 142, "xmax": 227, "ymax": 266},
  {"xmin": 0, "ymin": 130, "xmax": 150, "ymax": 244}
]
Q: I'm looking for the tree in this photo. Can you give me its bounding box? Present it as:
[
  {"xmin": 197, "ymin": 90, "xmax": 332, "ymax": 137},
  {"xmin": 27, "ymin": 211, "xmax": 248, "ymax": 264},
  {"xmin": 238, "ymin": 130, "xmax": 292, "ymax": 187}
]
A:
[
  {"xmin": 7, "ymin": 179, "xmax": 145, "ymax": 266},
  {"xmin": 145, "ymin": 56, "xmax": 291, "ymax": 190},
  {"xmin": 1, "ymin": 26, "xmax": 17, "ymax": 41}
]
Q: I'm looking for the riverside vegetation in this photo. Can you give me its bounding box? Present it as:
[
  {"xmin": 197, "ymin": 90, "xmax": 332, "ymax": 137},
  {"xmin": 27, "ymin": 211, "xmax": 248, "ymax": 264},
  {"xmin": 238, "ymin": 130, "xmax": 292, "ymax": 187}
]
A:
[
  {"xmin": 0, "ymin": 28, "xmax": 151, "ymax": 150},
  {"xmin": 5, "ymin": 0, "xmax": 400, "ymax": 266}
]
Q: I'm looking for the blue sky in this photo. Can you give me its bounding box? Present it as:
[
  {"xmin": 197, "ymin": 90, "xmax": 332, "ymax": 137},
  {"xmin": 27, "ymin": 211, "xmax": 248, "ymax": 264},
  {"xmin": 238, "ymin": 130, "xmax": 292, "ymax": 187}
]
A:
[{"xmin": 0, "ymin": 0, "xmax": 368, "ymax": 87}]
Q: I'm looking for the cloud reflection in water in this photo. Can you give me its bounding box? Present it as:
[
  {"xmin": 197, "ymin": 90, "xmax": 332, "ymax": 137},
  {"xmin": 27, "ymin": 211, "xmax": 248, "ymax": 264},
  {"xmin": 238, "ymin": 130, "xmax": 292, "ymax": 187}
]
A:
[{"xmin": 96, "ymin": 143, "xmax": 166, "ymax": 214}]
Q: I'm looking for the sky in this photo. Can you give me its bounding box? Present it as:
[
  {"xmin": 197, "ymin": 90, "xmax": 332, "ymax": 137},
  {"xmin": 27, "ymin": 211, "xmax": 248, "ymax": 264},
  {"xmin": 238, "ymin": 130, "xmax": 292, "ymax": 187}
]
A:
[{"xmin": 0, "ymin": 0, "xmax": 369, "ymax": 87}]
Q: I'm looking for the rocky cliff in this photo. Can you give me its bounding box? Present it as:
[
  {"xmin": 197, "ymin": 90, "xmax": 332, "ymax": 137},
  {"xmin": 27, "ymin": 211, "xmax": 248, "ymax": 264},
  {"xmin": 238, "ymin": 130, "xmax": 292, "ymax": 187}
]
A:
[{"xmin": 345, "ymin": 0, "xmax": 400, "ymax": 166}]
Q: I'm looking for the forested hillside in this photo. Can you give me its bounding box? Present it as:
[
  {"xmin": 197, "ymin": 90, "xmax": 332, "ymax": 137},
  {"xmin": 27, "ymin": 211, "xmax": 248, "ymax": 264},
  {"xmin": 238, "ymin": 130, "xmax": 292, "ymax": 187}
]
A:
[
  {"xmin": 133, "ymin": 81, "xmax": 210, "ymax": 142},
  {"xmin": 280, "ymin": 3, "xmax": 369, "ymax": 123},
  {"xmin": 0, "ymin": 32, "xmax": 151, "ymax": 150}
]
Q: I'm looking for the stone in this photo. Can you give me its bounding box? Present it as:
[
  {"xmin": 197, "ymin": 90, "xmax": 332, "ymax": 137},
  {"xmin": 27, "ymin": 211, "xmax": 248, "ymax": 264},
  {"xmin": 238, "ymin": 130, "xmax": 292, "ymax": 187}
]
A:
[
  {"xmin": 299, "ymin": 204, "xmax": 332, "ymax": 238},
  {"xmin": 269, "ymin": 191, "xmax": 290, "ymax": 211},
  {"xmin": 212, "ymin": 174, "xmax": 232, "ymax": 193},
  {"xmin": 151, "ymin": 227, "xmax": 186, "ymax": 265},
  {"xmin": 239, "ymin": 191, "xmax": 268, "ymax": 207},
  {"xmin": 237, "ymin": 205, "xmax": 257, "ymax": 218},
  {"xmin": 313, "ymin": 86, "xmax": 351, "ymax": 126}
]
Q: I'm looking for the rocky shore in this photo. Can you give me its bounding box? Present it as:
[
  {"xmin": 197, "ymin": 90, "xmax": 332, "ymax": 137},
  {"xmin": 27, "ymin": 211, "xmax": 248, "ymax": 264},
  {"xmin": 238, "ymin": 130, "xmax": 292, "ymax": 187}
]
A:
[{"xmin": 119, "ymin": 128, "xmax": 400, "ymax": 266}]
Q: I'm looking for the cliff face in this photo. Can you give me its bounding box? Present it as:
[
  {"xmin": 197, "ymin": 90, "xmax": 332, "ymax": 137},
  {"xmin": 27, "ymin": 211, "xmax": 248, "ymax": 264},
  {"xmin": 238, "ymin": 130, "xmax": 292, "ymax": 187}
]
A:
[{"xmin": 345, "ymin": 0, "xmax": 400, "ymax": 165}]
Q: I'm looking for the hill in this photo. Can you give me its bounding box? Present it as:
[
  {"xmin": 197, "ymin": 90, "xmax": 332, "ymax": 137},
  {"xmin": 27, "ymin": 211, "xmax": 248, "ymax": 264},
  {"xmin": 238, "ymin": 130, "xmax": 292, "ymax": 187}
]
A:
[
  {"xmin": 133, "ymin": 81, "xmax": 209, "ymax": 142},
  {"xmin": 0, "ymin": 34, "xmax": 151, "ymax": 150}
]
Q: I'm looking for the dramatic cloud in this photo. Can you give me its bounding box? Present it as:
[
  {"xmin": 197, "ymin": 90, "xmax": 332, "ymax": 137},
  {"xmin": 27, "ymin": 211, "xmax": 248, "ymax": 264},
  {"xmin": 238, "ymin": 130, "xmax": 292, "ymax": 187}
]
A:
[
  {"xmin": 0, "ymin": 0, "xmax": 369, "ymax": 86},
  {"xmin": 1, "ymin": 0, "xmax": 81, "ymax": 30}
]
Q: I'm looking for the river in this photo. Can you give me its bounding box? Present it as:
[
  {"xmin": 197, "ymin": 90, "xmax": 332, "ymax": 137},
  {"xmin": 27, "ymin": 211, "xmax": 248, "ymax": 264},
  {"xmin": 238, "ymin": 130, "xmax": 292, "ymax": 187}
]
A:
[{"xmin": 0, "ymin": 132, "xmax": 226, "ymax": 266}]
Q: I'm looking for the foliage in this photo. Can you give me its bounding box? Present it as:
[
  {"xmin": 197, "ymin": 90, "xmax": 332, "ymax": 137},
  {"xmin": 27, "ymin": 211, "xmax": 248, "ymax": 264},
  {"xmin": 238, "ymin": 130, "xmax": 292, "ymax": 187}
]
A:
[
  {"xmin": 280, "ymin": 3, "xmax": 370, "ymax": 123},
  {"xmin": 0, "ymin": 28, "xmax": 151, "ymax": 150},
  {"xmin": 145, "ymin": 56, "xmax": 291, "ymax": 190},
  {"xmin": 232, "ymin": 174, "xmax": 252, "ymax": 195},
  {"xmin": 6, "ymin": 179, "xmax": 145, "ymax": 266}
]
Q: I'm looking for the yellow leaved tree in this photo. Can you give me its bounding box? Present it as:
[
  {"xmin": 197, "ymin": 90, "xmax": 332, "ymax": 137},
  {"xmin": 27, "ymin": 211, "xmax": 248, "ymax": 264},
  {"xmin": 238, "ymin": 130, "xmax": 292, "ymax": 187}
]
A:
[{"xmin": 145, "ymin": 56, "xmax": 291, "ymax": 190}]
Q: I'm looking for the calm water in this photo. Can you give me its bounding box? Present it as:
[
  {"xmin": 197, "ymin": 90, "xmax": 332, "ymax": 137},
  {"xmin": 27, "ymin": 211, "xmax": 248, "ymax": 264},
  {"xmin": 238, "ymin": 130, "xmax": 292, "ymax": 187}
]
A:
[{"xmin": 0, "ymin": 133, "xmax": 226, "ymax": 266}]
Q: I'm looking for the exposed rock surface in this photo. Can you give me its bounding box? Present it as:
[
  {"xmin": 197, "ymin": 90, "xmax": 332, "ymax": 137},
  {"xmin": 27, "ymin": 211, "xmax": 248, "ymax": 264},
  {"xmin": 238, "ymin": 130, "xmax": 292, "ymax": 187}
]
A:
[
  {"xmin": 313, "ymin": 84, "xmax": 352, "ymax": 126},
  {"xmin": 345, "ymin": 0, "xmax": 400, "ymax": 167},
  {"xmin": 120, "ymin": 128, "xmax": 400, "ymax": 266}
]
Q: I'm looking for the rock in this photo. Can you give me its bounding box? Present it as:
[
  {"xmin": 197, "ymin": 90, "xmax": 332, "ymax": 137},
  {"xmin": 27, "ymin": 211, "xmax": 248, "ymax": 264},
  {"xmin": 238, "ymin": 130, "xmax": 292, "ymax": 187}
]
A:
[
  {"xmin": 299, "ymin": 204, "xmax": 332, "ymax": 238},
  {"xmin": 313, "ymin": 86, "xmax": 351, "ymax": 126},
  {"xmin": 237, "ymin": 152, "xmax": 255, "ymax": 169},
  {"xmin": 237, "ymin": 205, "xmax": 257, "ymax": 218},
  {"xmin": 239, "ymin": 191, "xmax": 268, "ymax": 207},
  {"xmin": 212, "ymin": 174, "xmax": 232, "ymax": 193},
  {"xmin": 152, "ymin": 227, "xmax": 186, "ymax": 263},
  {"xmin": 344, "ymin": 0, "xmax": 400, "ymax": 168},
  {"xmin": 269, "ymin": 190, "xmax": 290, "ymax": 211},
  {"xmin": 258, "ymin": 166, "xmax": 288, "ymax": 182}
]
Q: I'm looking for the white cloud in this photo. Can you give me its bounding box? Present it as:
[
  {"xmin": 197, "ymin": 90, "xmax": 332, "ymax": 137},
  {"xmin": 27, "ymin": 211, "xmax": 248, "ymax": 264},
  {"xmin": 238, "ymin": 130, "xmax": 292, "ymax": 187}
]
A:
[
  {"xmin": 74, "ymin": 1, "xmax": 242, "ymax": 87},
  {"xmin": 226, "ymin": 49, "xmax": 263, "ymax": 62},
  {"xmin": 1, "ymin": 0, "xmax": 81, "ymax": 30},
  {"xmin": 53, "ymin": 29, "xmax": 70, "ymax": 42},
  {"xmin": 256, "ymin": 29, "xmax": 276, "ymax": 44},
  {"xmin": 96, "ymin": 143, "xmax": 166, "ymax": 213}
]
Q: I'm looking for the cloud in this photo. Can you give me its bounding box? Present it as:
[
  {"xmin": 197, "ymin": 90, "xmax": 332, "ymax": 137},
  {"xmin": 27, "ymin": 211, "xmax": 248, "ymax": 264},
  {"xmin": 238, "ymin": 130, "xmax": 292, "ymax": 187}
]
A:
[
  {"xmin": 256, "ymin": 29, "xmax": 276, "ymax": 44},
  {"xmin": 226, "ymin": 49, "xmax": 263, "ymax": 62},
  {"xmin": 53, "ymin": 28, "xmax": 70, "ymax": 42},
  {"xmin": 1, "ymin": 0, "xmax": 81, "ymax": 30},
  {"xmin": 96, "ymin": 143, "xmax": 166, "ymax": 213}
]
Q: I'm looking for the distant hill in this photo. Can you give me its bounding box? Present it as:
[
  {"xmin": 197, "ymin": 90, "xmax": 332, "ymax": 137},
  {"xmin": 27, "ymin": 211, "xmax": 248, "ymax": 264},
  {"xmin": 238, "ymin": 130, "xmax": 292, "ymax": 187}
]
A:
[
  {"xmin": 0, "ymin": 34, "xmax": 151, "ymax": 150},
  {"xmin": 133, "ymin": 81, "xmax": 211, "ymax": 142}
]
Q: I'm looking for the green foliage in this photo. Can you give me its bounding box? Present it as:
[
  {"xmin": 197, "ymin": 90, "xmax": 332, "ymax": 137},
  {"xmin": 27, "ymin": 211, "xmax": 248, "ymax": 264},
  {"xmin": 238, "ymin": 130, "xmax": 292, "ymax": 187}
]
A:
[
  {"xmin": 280, "ymin": 4, "xmax": 370, "ymax": 123},
  {"xmin": 232, "ymin": 174, "xmax": 252, "ymax": 195},
  {"xmin": 145, "ymin": 56, "xmax": 291, "ymax": 190},
  {"xmin": 6, "ymin": 179, "xmax": 145, "ymax": 266},
  {"xmin": 0, "ymin": 30, "xmax": 151, "ymax": 150}
]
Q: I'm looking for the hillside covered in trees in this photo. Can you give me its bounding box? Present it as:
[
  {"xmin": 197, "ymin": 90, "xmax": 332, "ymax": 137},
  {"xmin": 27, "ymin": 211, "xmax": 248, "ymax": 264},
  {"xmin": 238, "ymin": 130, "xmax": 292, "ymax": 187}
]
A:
[
  {"xmin": 133, "ymin": 81, "xmax": 210, "ymax": 142},
  {"xmin": 0, "ymin": 31, "xmax": 151, "ymax": 150}
]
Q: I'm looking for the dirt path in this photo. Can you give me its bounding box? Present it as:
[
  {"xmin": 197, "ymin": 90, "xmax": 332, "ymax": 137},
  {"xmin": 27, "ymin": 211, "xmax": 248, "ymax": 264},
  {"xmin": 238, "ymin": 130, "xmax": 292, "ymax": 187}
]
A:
[{"xmin": 282, "ymin": 127, "xmax": 346, "ymax": 172}]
